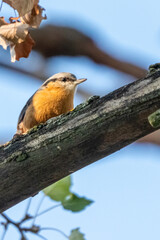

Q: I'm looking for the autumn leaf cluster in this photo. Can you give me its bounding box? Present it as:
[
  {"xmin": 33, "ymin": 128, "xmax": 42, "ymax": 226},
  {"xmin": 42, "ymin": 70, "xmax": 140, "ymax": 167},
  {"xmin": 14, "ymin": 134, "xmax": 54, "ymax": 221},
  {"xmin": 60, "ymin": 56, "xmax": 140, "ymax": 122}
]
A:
[{"xmin": 0, "ymin": 0, "xmax": 46, "ymax": 62}]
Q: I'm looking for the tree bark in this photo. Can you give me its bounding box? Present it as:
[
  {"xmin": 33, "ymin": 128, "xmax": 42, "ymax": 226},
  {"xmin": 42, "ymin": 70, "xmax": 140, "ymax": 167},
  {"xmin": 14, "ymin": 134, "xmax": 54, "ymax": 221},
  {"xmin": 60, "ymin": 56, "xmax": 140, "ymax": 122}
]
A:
[{"xmin": 0, "ymin": 69, "xmax": 160, "ymax": 213}]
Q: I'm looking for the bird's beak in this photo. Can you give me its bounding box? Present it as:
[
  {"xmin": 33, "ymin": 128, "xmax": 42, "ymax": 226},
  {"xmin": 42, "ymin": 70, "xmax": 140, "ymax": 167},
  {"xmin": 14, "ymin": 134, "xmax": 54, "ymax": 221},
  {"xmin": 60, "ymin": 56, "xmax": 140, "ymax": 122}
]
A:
[{"xmin": 75, "ymin": 78, "xmax": 87, "ymax": 85}]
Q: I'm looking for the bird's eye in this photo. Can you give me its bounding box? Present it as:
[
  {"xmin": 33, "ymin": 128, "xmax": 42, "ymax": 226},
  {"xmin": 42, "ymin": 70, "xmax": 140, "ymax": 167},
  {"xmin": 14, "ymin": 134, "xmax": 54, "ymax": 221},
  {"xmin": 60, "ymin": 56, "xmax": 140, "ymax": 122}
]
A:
[{"xmin": 62, "ymin": 77, "xmax": 67, "ymax": 82}]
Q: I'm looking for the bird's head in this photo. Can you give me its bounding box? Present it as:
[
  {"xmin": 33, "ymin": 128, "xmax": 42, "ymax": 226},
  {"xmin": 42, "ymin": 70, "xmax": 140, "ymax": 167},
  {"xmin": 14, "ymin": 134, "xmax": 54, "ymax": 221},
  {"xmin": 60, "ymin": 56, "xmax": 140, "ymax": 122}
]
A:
[{"xmin": 42, "ymin": 72, "xmax": 87, "ymax": 92}]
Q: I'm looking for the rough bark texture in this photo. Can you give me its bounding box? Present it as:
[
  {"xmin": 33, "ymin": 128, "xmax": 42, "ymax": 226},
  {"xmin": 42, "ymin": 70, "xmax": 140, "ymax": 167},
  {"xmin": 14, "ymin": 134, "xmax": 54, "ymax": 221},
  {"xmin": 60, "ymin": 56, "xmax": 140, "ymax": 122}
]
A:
[{"xmin": 1, "ymin": 70, "xmax": 160, "ymax": 213}]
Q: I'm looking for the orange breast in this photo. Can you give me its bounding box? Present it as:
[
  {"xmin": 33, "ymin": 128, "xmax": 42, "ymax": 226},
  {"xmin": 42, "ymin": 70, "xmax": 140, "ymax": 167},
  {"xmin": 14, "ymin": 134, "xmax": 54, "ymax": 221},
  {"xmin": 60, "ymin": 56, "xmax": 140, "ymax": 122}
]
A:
[{"xmin": 23, "ymin": 86, "xmax": 74, "ymax": 130}]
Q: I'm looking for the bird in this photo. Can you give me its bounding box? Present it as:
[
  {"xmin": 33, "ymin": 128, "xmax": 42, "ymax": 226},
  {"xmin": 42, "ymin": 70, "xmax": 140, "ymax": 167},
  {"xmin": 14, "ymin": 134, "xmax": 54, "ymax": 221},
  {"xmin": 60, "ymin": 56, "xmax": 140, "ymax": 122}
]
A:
[{"xmin": 16, "ymin": 72, "xmax": 87, "ymax": 135}]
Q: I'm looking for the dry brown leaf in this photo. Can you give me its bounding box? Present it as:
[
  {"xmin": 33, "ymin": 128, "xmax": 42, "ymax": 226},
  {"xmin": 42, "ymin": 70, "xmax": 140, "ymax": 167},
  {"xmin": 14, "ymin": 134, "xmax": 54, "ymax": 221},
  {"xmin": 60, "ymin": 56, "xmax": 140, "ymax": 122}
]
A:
[
  {"xmin": 0, "ymin": 22, "xmax": 35, "ymax": 62},
  {"xmin": 0, "ymin": 1, "xmax": 45, "ymax": 61},
  {"xmin": 3, "ymin": 0, "xmax": 39, "ymax": 16},
  {"xmin": 21, "ymin": 5, "xmax": 47, "ymax": 28},
  {"xmin": 0, "ymin": 22, "xmax": 29, "ymax": 44},
  {"xmin": 14, "ymin": 33, "xmax": 35, "ymax": 61}
]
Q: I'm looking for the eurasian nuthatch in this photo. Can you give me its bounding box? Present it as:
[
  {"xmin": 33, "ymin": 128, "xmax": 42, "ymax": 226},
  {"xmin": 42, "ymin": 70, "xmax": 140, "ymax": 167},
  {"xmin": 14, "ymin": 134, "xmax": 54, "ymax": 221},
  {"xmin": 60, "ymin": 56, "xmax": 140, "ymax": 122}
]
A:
[{"xmin": 16, "ymin": 72, "xmax": 87, "ymax": 135}]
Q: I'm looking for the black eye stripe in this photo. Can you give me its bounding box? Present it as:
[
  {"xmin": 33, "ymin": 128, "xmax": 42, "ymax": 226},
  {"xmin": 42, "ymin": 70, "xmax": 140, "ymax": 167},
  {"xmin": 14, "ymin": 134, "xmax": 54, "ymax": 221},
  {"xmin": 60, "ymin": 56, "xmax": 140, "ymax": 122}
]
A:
[
  {"xmin": 61, "ymin": 77, "xmax": 76, "ymax": 82},
  {"xmin": 62, "ymin": 77, "xmax": 67, "ymax": 82}
]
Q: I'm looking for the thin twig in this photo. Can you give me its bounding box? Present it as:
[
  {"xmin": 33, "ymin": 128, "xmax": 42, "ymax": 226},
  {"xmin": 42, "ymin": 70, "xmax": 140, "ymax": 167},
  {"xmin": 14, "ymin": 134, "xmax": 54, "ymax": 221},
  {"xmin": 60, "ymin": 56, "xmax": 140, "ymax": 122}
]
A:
[
  {"xmin": 1, "ymin": 213, "xmax": 26, "ymax": 239},
  {"xmin": 17, "ymin": 203, "xmax": 61, "ymax": 224},
  {"xmin": 24, "ymin": 198, "xmax": 32, "ymax": 216},
  {"xmin": 1, "ymin": 213, "xmax": 9, "ymax": 222},
  {"xmin": 20, "ymin": 214, "xmax": 32, "ymax": 225},
  {"xmin": 36, "ymin": 203, "xmax": 61, "ymax": 218},
  {"xmin": 1, "ymin": 227, "xmax": 7, "ymax": 240},
  {"xmin": 1, "ymin": 213, "xmax": 19, "ymax": 227},
  {"xmin": 0, "ymin": 61, "xmax": 91, "ymax": 99},
  {"xmin": 19, "ymin": 198, "xmax": 33, "ymax": 224},
  {"xmin": 36, "ymin": 234, "xmax": 48, "ymax": 240},
  {"xmin": 20, "ymin": 230, "xmax": 27, "ymax": 240},
  {"xmin": 21, "ymin": 226, "xmax": 39, "ymax": 233},
  {"xmin": 32, "ymin": 194, "xmax": 46, "ymax": 226},
  {"xmin": 40, "ymin": 227, "xmax": 68, "ymax": 239},
  {"xmin": 0, "ymin": 61, "xmax": 46, "ymax": 81},
  {"xmin": 0, "ymin": 211, "xmax": 69, "ymax": 240}
]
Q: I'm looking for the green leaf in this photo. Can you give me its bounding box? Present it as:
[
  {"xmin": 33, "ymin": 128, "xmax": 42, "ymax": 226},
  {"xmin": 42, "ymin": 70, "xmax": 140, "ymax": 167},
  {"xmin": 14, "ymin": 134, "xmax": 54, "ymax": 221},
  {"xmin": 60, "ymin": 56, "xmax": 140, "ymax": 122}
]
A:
[
  {"xmin": 148, "ymin": 109, "xmax": 160, "ymax": 128},
  {"xmin": 62, "ymin": 193, "xmax": 93, "ymax": 212},
  {"xmin": 69, "ymin": 228, "xmax": 85, "ymax": 240},
  {"xmin": 43, "ymin": 176, "xmax": 72, "ymax": 201}
]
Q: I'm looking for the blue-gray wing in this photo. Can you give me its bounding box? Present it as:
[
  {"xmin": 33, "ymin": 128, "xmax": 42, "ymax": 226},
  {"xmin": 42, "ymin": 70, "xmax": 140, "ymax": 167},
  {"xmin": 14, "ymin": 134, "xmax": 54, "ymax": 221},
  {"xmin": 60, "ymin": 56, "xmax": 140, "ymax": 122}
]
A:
[{"xmin": 17, "ymin": 92, "xmax": 36, "ymax": 126}]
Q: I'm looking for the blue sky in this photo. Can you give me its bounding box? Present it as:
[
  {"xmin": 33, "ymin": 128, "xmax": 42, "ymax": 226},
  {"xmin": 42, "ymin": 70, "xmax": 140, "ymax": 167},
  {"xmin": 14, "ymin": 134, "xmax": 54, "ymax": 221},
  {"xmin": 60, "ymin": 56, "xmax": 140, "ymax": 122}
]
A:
[{"xmin": 1, "ymin": 0, "xmax": 160, "ymax": 239}]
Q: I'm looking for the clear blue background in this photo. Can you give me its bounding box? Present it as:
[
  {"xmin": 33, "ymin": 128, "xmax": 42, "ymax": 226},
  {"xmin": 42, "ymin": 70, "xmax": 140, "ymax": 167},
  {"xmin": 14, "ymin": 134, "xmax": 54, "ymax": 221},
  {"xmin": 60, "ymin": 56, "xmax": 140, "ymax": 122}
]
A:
[{"xmin": 1, "ymin": 0, "xmax": 160, "ymax": 239}]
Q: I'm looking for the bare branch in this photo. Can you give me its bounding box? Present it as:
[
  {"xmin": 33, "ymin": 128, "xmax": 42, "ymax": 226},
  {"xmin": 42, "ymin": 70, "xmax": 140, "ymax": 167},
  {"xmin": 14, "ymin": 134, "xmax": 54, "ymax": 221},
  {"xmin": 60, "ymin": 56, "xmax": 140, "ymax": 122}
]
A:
[
  {"xmin": 1, "ymin": 213, "xmax": 19, "ymax": 227},
  {"xmin": 36, "ymin": 234, "xmax": 48, "ymax": 240},
  {"xmin": 24, "ymin": 198, "xmax": 32, "ymax": 217},
  {"xmin": 40, "ymin": 228, "xmax": 68, "ymax": 239},
  {"xmin": 1, "ymin": 69, "xmax": 160, "ymax": 212},
  {"xmin": 0, "ymin": 60, "xmax": 91, "ymax": 99},
  {"xmin": 1, "ymin": 228, "xmax": 7, "ymax": 240},
  {"xmin": 32, "ymin": 194, "xmax": 45, "ymax": 226},
  {"xmin": 0, "ymin": 61, "xmax": 46, "ymax": 81},
  {"xmin": 36, "ymin": 203, "xmax": 61, "ymax": 217},
  {"xmin": 30, "ymin": 24, "xmax": 147, "ymax": 78}
]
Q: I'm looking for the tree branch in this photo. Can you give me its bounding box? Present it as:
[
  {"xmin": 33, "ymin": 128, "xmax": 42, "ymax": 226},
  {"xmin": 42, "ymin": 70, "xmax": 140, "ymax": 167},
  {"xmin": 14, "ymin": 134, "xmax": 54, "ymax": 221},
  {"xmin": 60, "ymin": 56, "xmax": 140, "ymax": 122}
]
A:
[
  {"xmin": 0, "ymin": 60, "xmax": 91, "ymax": 99},
  {"xmin": 1, "ymin": 69, "xmax": 160, "ymax": 213},
  {"xmin": 30, "ymin": 25, "xmax": 147, "ymax": 78}
]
